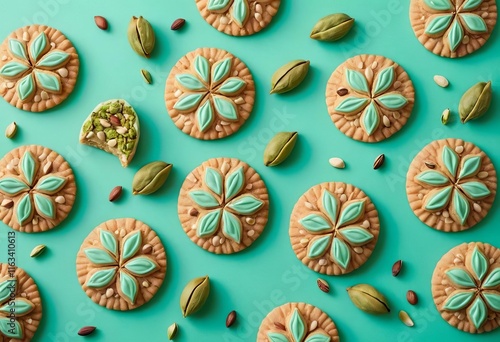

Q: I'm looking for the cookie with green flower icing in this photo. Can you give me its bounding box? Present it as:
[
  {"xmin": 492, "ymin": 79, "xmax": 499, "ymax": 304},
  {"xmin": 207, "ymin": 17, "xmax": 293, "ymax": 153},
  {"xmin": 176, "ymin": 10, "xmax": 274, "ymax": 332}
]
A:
[
  {"xmin": 326, "ymin": 54, "xmax": 415, "ymax": 143},
  {"xmin": 289, "ymin": 182, "xmax": 380, "ymax": 275},
  {"xmin": 410, "ymin": 0, "xmax": 497, "ymax": 58},
  {"xmin": 178, "ymin": 157, "xmax": 269, "ymax": 254},
  {"xmin": 195, "ymin": 0, "xmax": 281, "ymax": 36},
  {"xmin": 407, "ymin": 138, "xmax": 497, "ymax": 232},
  {"xmin": 0, "ymin": 264, "xmax": 43, "ymax": 341},
  {"xmin": 165, "ymin": 48, "xmax": 255, "ymax": 140},
  {"xmin": 432, "ymin": 242, "xmax": 500, "ymax": 333},
  {"xmin": 76, "ymin": 218, "xmax": 167, "ymax": 310},
  {"xmin": 257, "ymin": 302, "xmax": 340, "ymax": 342},
  {"xmin": 0, "ymin": 25, "xmax": 79, "ymax": 112},
  {"xmin": 0, "ymin": 145, "xmax": 76, "ymax": 233}
]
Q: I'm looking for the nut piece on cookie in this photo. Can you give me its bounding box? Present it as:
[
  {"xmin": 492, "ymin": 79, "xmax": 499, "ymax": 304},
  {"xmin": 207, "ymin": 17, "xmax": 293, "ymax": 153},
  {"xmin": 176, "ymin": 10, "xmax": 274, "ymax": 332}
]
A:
[{"xmin": 80, "ymin": 99, "xmax": 140, "ymax": 167}]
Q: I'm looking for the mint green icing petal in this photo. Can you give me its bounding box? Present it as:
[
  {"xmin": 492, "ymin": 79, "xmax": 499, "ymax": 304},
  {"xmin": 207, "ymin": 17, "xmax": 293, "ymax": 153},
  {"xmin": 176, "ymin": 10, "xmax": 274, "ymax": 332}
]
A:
[
  {"xmin": 376, "ymin": 94, "xmax": 408, "ymax": 110},
  {"xmin": 213, "ymin": 96, "xmax": 238, "ymax": 121},
  {"xmin": 483, "ymin": 293, "xmax": 500, "ymax": 312},
  {"xmin": 175, "ymin": 74, "xmax": 206, "ymax": 91},
  {"xmin": 425, "ymin": 14, "xmax": 453, "ymax": 36},
  {"xmin": 288, "ymin": 309, "xmax": 306, "ymax": 342},
  {"xmin": 34, "ymin": 70, "xmax": 61, "ymax": 92},
  {"xmin": 345, "ymin": 69, "xmax": 369, "ymax": 95},
  {"xmin": 36, "ymin": 51, "xmax": 69, "ymax": 68},
  {"xmin": 16, "ymin": 193, "xmax": 32, "ymax": 225},
  {"xmin": 20, "ymin": 151, "xmax": 36, "ymax": 186},
  {"xmin": 417, "ymin": 170, "xmax": 450, "ymax": 185},
  {"xmin": 196, "ymin": 209, "xmax": 222, "ymax": 238},
  {"xmin": 100, "ymin": 230, "xmax": 117, "ymax": 256},
  {"xmin": 205, "ymin": 167, "xmax": 223, "ymax": 196},
  {"xmin": 207, "ymin": 0, "xmax": 231, "ymax": 11},
  {"xmin": 361, "ymin": 102, "xmax": 379, "ymax": 136},
  {"xmin": 299, "ymin": 214, "xmax": 332, "ymax": 234},
  {"xmin": 468, "ymin": 297, "xmax": 487, "ymax": 330},
  {"xmin": 173, "ymin": 93, "xmax": 204, "ymax": 111},
  {"xmin": 190, "ymin": 190, "xmax": 220, "ymax": 208},
  {"xmin": 119, "ymin": 271, "xmax": 138, "ymax": 304},
  {"xmin": 194, "ymin": 55, "xmax": 210, "ymax": 83},
  {"xmin": 305, "ymin": 334, "xmax": 331, "ymax": 342},
  {"xmin": 212, "ymin": 58, "xmax": 231, "ymax": 85},
  {"xmin": 443, "ymin": 291, "xmax": 475, "ymax": 311},
  {"xmin": 452, "ymin": 190, "xmax": 470, "ymax": 225},
  {"xmin": 0, "ymin": 177, "xmax": 29, "ymax": 195},
  {"xmin": 84, "ymin": 248, "xmax": 116, "ymax": 265},
  {"xmin": 218, "ymin": 77, "xmax": 247, "ymax": 95},
  {"xmin": 8, "ymin": 39, "xmax": 28, "ymax": 61},
  {"xmin": 339, "ymin": 227, "xmax": 374, "ymax": 245},
  {"xmin": 460, "ymin": 181, "xmax": 490, "ymax": 199},
  {"xmin": 424, "ymin": 186, "xmax": 452, "ymax": 211},
  {"xmin": 197, "ymin": 100, "xmax": 214, "ymax": 132},
  {"xmin": 17, "ymin": 73, "xmax": 35, "ymax": 101},
  {"xmin": 458, "ymin": 156, "xmax": 482, "ymax": 179},
  {"xmin": 337, "ymin": 200, "xmax": 365, "ymax": 227},
  {"xmin": 227, "ymin": 195, "xmax": 264, "ymax": 215},
  {"xmin": 222, "ymin": 210, "xmax": 242, "ymax": 243},
  {"xmin": 225, "ymin": 166, "xmax": 245, "ymax": 200},
  {"xmin": 33, "ymin": 193, "xmax": 55, "ymax": 219},
  {"xmin": 267, "ymin": 332, "xmax": 289, "ymax": 342},
  {"xmin": 0, "ymin": 298, "xmax": 34, "ymax": 316},
  {"xmin": 0, "ymin": 62, "xmax": 29, "ymax": 78},
  {"xmin": 462, "ymin": 0, "xmax": 483, "ymax": 10},
  {"xmin": 124, "ymin": 257, "xmax": 158, "ymax": 276},
  {"xmin": 0, "ymin": 318, "xmax": 22, "ymax": 339},
  {"xmin": 121, "ymin": 231, "xmax": 142, "ymax": 261},
  {"xmin": 442, "ymin": 146, "xmax": 458, "ymax": 178},
  {"xmin": 232, "ymin": 0, "xmax": 249, "ymax": 28},
  {"xmin": 332, "ymin": 238, "xmax": 350, "ymax": 269},
  {"xmin": 29, "ymin": 32, "xmax": 48, "ymax": 62},
  {"xmin": 322, "ymin": 190, "xmax": 338, "ymax": 223},
  {"xmin": 446, "ymin": 268, "xmax": 476, "ymax": 288},
  {"xmin": 423, "ymin": 0, "xmax": 452, "ymax": 10},
  {"xmin": 307, "ymin": 235, "xmax": 332, "ymax": 259},
  {"xmin": 483, "ymin": 268, "xmax": 500, "ymax": 288},
  {"xmin": 471, "ymin": 246, "xmax": 488, "ymax": 281},
  {"xmin": 0, "ymin": 279, "xmax": 16, "ymax": 303},
  {"xmin": 86, "ymin": 268, "xmax": 117, "ymax": 288},
  {"xmin": 335, "ymin": 97, "xmax": 369, "ymax": 114},
  {"xmin": 448, "ymin": 19, "xmax": 464, "ymax": 52},
  {"xmin": 35, "ymin": 176, "xmax": 66, "ymax": 194},
  {"xmin": 372, "ymin": 66, "xmax": 394, "ymax": 96},
  {"xmin": 460, "ymin": 14, "xmax": 488, "ymax": 33}
]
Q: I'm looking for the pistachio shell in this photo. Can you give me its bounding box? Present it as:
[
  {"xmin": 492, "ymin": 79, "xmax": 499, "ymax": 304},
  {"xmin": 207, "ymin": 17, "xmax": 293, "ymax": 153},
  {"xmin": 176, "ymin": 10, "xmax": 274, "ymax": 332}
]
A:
[
  {"xmin": 270, "ymin": 60, "xmax": 310, "ymax": 94},
  {"xmin": 263, "ymin": 132, "xmax": 298, "ymax": 166},
  {"xmin": 132, "ymin": 161, "xmax": 172, "ymax": 195},
  {"xmin": 30, "ymin": 244, "xmax": 46, "ymax": 257},
  {"xmin": 141, "ymin": 69, "xmax": 152, "ymax": 84},
  {"xmin": 310, "ymin": 13, "xmax": 355, "ymax": 41},
  {"xmin": 399, "ymin": 310, "xmax": 415, "ymax": 327},
  {"xmin": 127, "ymin": 16, "xmax": 155, "ymax": 58},
  {"xmin": 441, "ymin": 108, "xmax": 450, "ymax": 125},
  {"xmin": 5, "ymin": 122, "xmax": 17, "ymax": 139},
  {"xmin": 459, "ymin": 81, "xmax": 492, "ymax": 123},
  {"xmin": 167, "ymin": 323, "xmax": 178, "ymax": 340},
  {"xmin": 180, "ymin": 276, "xmax": 210, "ymax": 317},
  {"xmin": 347, "ymin": 284, "xmax": 390, "ymax": 314}
]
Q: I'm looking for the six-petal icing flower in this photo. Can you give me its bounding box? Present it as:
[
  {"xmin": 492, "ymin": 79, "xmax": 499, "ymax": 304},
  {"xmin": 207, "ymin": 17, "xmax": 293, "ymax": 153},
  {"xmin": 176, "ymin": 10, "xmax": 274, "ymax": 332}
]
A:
[
  {"xmin": 0, "ymin": 32, "xmax": 70, "ymax": 102},
  {"xmin": 0, "ymin": 150, "xmax": 67, "ymax": 225},
  {"xmin": 423, "ymin": 0, "xmax": 488, "ymax": 52},
  {"xmin": 174, "ymin": 55, "xmax": 247, "ymax": 132},
  {"xmin": 267, "ymin": 308, "xmax": 331, "ymax": 342},
  {"xmin": 334, "ymin": 66, "xmax": 408, "ymax": 136},
  {"xmin": 189, "ymin": 166, "xmax": 264, "ymax": 243},
  {"xmin": 0, "ymin": 276, "xmax": 35, "ymax": 339},
  {"xmin": 416, "ymin": 146, "xmax": 491, "ymax": 225},
  {"xmin": 442, "ymin": 246, "xmax": 500, "ymax": 330},
  {"xmin": 84, "ymin": 229, "xmax": 159, "ymax": 305},
  {"xmin": 300, "ymin": 190, "xmax": 373, "ymax": 270},
  {"xmin": 207, "ymin": 0, "xmax": 252, "ymax": 28}
]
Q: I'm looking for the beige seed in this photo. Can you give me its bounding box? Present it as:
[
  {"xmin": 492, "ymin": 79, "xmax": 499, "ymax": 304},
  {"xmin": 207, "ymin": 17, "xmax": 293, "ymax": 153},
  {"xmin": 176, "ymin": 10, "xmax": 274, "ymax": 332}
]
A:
[
  {"xmin": 233, "ymin": 70, "xmax": 239, "ymax": 77},
  {"xmin": 142, "ymin": 281, "xmax": 149, "ymax": 288},
  {"xmin": 478, "ymin": 171, "xmax": 488, "ymax": 179},
  {"xmin": 142, "ymin": 244, "xmax": 153, "ymax": 254},
  {"xmin": 246, "ymin": 184, "xmax": 253, "ymax": 190},
  {"xmin": 309, "ymin": 320, "xmax": 318, "ymax": 331},
  {"xmin": 220, "ymin": 16, "xmax": 229, "ymax": 25},
  {"xmin": 371, "ymin": 61, "xmax": 378, "ymax": 69},
  {"xmin": 220, "ymin": 237, "xmax": 225, "ymax": 244},
  {"xmin": 21, "ymin": 293, "xmax": 27, "ymax": 298},
  {"xmin": 245, "ymin": 217, "xmax": 255, "ymax": 225},
  {"xmin": 26, "ymin": 318, "xmax": 32, "ymax": 324},
  {"xmin": 353, "ymin": 247, "xmax": 364, "ymax": 254},
  {"xmin": 473, "ymin": 203, "xmax": 482, "ymax": 212},
  {"xmin": 97, "ymin": 131, "xmax": 106, "ymax": 141},
  {"xmin": 305, "ymin": 202, "xmax": 314, "ymax": 210},
  {"xmin": 433, "ymin": 75, "xmax": 449, "ymax": 88},
  {"xmin": 1, "ymin": 55, "xmax": 7, "ymax": 61},
  {"xmin": 453, "ymin": 258, "xmax": 461, "ymax": 264},
  {"xmin": 186, "ymin": 173, "xmax": 197, "ymax": 183},
  {"xmin": 106, "ymin": 288, "xmax": 114, "ymax": 298},
  {"xmin": 318, "ymin": 259, "xmax": 327, "ymax": 266},
  {"xmin": 50, "ymin": 42, "xmax": 56, "ymax": 48},
  {"xmin": 456, "ymin": 253, "xmax": 464, "ymax": 260},
  {"xmin": 393, "ymin": 112, "xmax": 401, "ymax": 119},
  {"xmin": 435, "ymin": 211, "xmax": 441, "ymax": 216},
  {"xmin": 255, "ymin": 12, "xmax": 262, "ymax": 21},
  {"xmin": 11, "ymin": 158, "xmax": 19, "ymax": 166},
  {"xmin": 86, "ymin": 131, "xmax": 95, "ymax": 139},
  {"xmin": 116, "ymin": 127, "xmax": 128, "ymax": 135},
  {"xmin": 490, "ymin": 258, "xmax": 495, "ymax": 265},
  {"xmin": 329, "ymin": 157, "xmax": 345, "ymax": 169},
  {"xmin": 107, "ymin": 139, "xmax": 117, "ymax": 147},
  {"xmin": 43, "ymin": 161, "xmax": 52, "ymax": 174},
  {"xmin": 34, "ymin": 95, "xmax": 41, "ymax": 102},
  {"xmin": 247, "ymin": 230, "xmax": 255, "ymax": 237},
  {"xmin": 445, "ymin": 287, "xmax": 453, "ymax": 295},
  {"xmin": 445, "ymin": 218, "xmax": 453, "ymax": 224},
  {"xmin": 120, "ymin": 229, "xmax": 126, "ymax": 237},
  {"xmin": 1, "ymin": 199, "xmax": 13, "ymax": 208},
  {"xmin": 55, "ymin": 196, "xmax": 65, "ymax": 204},
  {"xmin": 383, "ymin": 115, "xmax": 391, "ymax": 127},
  {"xmin": 335, "ymin": 187, "xmax": 344, "ymax": 194},
  {"xmin": 393, "ymin": 81, "xmax": 401, "ymax": 89},
  {"xmin": 221, "ymin": 162, "xmax": 230, "ymax": 174},
  {"xmin": 340, "ymin": 194, "xmax": 347, "ymax": 202},
  {"xmin": 455, "ymin": 146, "xmax": 464, "ymax": 154},
  {"xmin": 41, "ymin": 91, "xmax": 49, "ymax": 100},
  {"xmin": 458, "ymin": 313, "xmax": 465, "ymax": 320},
  {"xmin": 57, "ymin": 68, "xmax": 69, "ymax": 78},
  {"xmin": 38, "ymin": 153, "xmax": 47, "ymax": 161},
  {"xmin": 300, "ymin": 238, "xmax": 309, "ymax": 245},
  {"xmin": 256, "ymin": 3, "xmax": 263, "ymax": 13},
  {"xmin": 259, "ymin": 21, "xmax": 266, "ymax": 28},
  {"xmin": 482, "ymin": 12, "xmax": 488, "ymax": 18},
  {"xmin": 6, "ymin": 82, "xmax": 14, "ymax": 89},
  {"xmin": 23, "ymin": 32, "xmax": 29, "ymax": 41},
  {"xmin": 361, "ymin": 220, "xmax": 370, "ymax": 228},
  {"xmin": 215, "ymin": 125, "xmax": 223, "ymax": 132},
  {"xmin": 353, "ymin": 118, "xmax": 360, "ymax": 127},
  {"xmin": 357, "ymin": 62, "xmax": 364, "ymax": 69},
  {"xmin": 174, "ymin": 89, "xmax": 182, "ymax": 97},
  {"xmin": 212, "ymin": 236, "xmax": 220, "ymax": 246},
  {"xmin": 442, "ymin": 211, "xmax": 450, "ymax": 218},
  {"xmin": 234, "ymin": 96, "xmax": 245, "ymax": 105},
  {"xmin": 441, "ymin": 279, "xmax": 448, "ymax": 285},
  {"xmin": 32, "ymin": 217, "xmax": 38, "ymax": 225},
  {"xmin": 6, "ymin": 164, "xmax": 14, "ymax": 171},
  {"xmin": 463, "ymin": 35, "xmax": 470, "ymax": 44},
  {"xmin": 365, "ymin": 67, "xmax": 373, "ymax": 82},
  {"xmin": 220, "ymin": 121, "xmax": 230, "ymax": 126},
  {"xmin": 99, "ymin": 119, "xmax": 111, "ymax": 128},
  {"xmin": 191, "ymin": 224, "xmax": 196, "ymax": 230},
  {"xmin": 299, "ymin": 229, "xmax": 305, "ymax": 235}
]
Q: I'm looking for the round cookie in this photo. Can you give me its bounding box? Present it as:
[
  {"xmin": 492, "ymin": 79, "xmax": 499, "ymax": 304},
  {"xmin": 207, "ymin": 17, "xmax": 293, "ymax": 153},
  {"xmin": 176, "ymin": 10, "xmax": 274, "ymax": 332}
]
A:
[
  {"xmin": 325, "ymin": 54, "xmax": 415, "ymax": 143},
  {"xmin": 0, "ymin": 25, "xmax": 79, "ymax": 112},
  {"xmin": 289, "ymin": 182, "xmax": 380, "ymax": 276},
  {"xmin": 0, "ymin": 145, "xmax": 76, "ymax": 233},
  {"xmin": 76, "ymin": 218, "xmax": 167, "ymax": 311},
  {"xmin": 257, "ymin": 302, "xmax": 340, "ymax": 341},
  {"xmin": 165, "ymin": 47, "xmax": 255, "ymax": 140},
  {"xmin": 410, "ymin": 0, "xmax": 498, "ymax": 58},
  {"xmin": 178, "ymin": 157, "xmax": 269, "ymax": 254},
  {"xmin": 195, "ymin": 0, "xmax": 281, "ymax": 36},
  {"xmin": 0, "ymin": 264, "xmax": 43, "ymax": 341},
  {"xmin": 432, "ymin": 242, "xmax": 500, "ymax": 334},
  {"xmin": 406, "ymin": 138, "xmax": 497, "ymax": 232}
]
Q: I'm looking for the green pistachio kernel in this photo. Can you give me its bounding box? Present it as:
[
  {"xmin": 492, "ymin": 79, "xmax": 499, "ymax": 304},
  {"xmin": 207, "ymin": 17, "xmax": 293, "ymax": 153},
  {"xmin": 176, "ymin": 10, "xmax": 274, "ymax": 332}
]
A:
[
  {"xmin": 109, "ymin": 102, "xmax": 121, "ymax": 114},
  {"xmin": 83, "ymin": 120, "xmax": 93, "ymax": 132},
  {"xmin": 105, "ymin": 128, "xmax": 118, "ymax": 139}
]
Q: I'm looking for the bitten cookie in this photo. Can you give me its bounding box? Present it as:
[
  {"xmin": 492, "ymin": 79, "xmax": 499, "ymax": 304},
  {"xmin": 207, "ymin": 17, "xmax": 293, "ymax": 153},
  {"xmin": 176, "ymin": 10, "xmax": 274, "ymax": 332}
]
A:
[
  {"xmin": 0, "ymin": 145, "xmax": 76, "ymax": 233},
  {"xmin": 0, "ymin": 264, "xmax": 43, "ymax": 341},
  {"xmin": 406, "ymin": 138, "xmax": 497, "ymax": 232},
  {"xmin": 257, "ymin": 302, "xmax": 340, "ymax": 342},
  {"xmin": 178, "ymin": 157, "xmax": 269, "ymax": 254},
  {"xmin": 165, "ymin": 47, "xmax": 255, "ymax": 140},
  {"xmin": 325, "ymin": 54, "xmax": 415, "ymax": 143},
  {"xmin": 289, "ymin": 182, "xmax": 380, "ymax": 275},
  {"xmin": 195, "ymin": 0, "xmax": 281, "ymax": 36},
  {"xmin": 76, "ymin": 218, "xmax": 167, "ymax": 310},
  {"xmin": 0, "ymin": 25, "xmax": 79, "ymax": 112},
  {"xmin": 432, "ymin": 242, "xmax": 500, "ymax": 333},
  {"xmin": 410, "ymin": 0, "xmax": 498, "ymax": 58}
]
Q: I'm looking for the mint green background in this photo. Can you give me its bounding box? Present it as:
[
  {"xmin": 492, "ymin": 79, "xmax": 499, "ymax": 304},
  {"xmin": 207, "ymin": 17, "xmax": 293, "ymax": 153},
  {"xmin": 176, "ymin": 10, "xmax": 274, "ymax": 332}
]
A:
[{"xmin": 0, "ymin": 0, "xmax": 499, "ymax": 341}]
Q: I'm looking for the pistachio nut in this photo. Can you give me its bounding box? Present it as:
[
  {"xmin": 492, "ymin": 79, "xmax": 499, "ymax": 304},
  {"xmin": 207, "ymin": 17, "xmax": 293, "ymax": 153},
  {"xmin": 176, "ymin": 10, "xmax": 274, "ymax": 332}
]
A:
[
  {"xmin": 180, "ymin": 276, "xmax": 210, "ymax": 317},
  {"xmin": 270, "ymin": 60, "xmax": 310, "ymax": 94},
  {"xmin": 132, "ymin": 161, "xmax": 172, "ymax": 195},
  {"xmin": 441, "ymin": 108, "xmax": 450, "ymax": 125},
  {"xmin": 30, "ymin": 244, "xmax": 46, "ymax": 258},
  {"xmin": 263, "ymin": 132, "xmax": 298, "ymax": 166},
  {"xmin": 347, "ymin": 284, "xmax": 390, "ymax": 314},
  {"xmin": 459, "ymin": 81, "xmax": 492, "ymax": 123},
  {"xmin": 127, "ymin": 16, "xmax": 155, "ymax": 58},
  {"xmin": 167, "ymin": 323, "xmax": 178, "ymax": 340},
  {"xmin": 141, "ymin": 69, "xmax": 152, "ymax": 84},
  {"xmin": 310, "ymin": 13, "xmax": 355, "ymax": 42},
  {"xmin": 5, "ymin": 122, "xmax": 17, "ymax": 139}
]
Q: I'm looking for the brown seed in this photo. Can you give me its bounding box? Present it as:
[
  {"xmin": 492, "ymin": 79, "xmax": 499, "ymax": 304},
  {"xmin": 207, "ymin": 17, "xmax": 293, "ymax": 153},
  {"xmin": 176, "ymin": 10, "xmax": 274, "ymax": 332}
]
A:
[
  {"xmin": 274, "ymin": 322, "xmax": 286, "ymax": 330},
  {"xmin": 337, "ymin": 88, "xmax": 348, "ymax": 96},
  {"xmin": 424, "ymin": 161, "xmax": 436, "ymax": 169},
  {"xmin": 226, "ymin": 310, "xmax": 237, "ymax": 328},
  {"xmin": 110, "ymin": 115, "xmax": 121, "ymax": 126},
  {"xmin": 407, "ymin": 290, "xmax": 418, "ymax": 305},
  {"xmin": 392, "ymin": 260, "xmax": 403, "ymax": 276},
  {"xmin": 109, "ymin": 186, "xmax": 123, "ymax": 202},
  {"xmin": 142, "ymin": 244, "xmax": 152, "ymax": 254},
  {"xmin": 171, "ymin": 18, "xmax": 186, "ymax": 30},
  {"xmin": 317, "ymin": 278, "xmax": 330, "ymax": 293},
  {"xmin": 189, "ymin": 208, "xmax": 199, "ymax": 216},
  {"xmin": 94, "ymin": 16, "xmax": 108, "ymax": 30},
  {"xmin": 78, "ymin": 326, "xmax": 96, "ymax": 336},
  {"xmin": 373, "ymin": 154, "xmax": 385, "ymax": 170}
]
